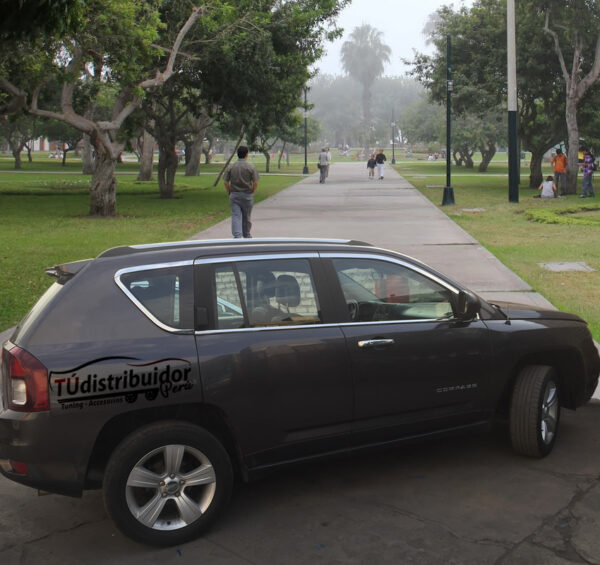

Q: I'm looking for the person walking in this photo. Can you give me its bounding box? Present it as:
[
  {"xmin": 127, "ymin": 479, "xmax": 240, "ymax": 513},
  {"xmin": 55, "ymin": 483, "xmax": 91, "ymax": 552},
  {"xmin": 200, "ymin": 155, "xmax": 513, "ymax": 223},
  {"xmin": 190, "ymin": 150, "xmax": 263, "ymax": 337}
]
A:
[
  {"xmin": 318, "ymin": 147, "xmax": 329, "ymax": 183},
  {"xmin": 367, "ymin": 153, "xmax": 376, "ymax": 179},
  {"xmin": 538, "ymin": 175, "xmax": 558, "ymax": 199},
  {"xmin": 551, "ymin": 148, "xmax": 567, "ymax": 196},
  {"xmin": 325, "ymin": 146, "xmax": 332, "ymax": 179},
  {"xmin": 375, "ymin": 149, "xmax": 387, "ymax": 179},
  {"xmin": 580, "ymin": 149, "xmax": 596, "ymax": 198},
  {"xmin": 224, "ymin": 145, "xmax": 259, "ymax": 238}
]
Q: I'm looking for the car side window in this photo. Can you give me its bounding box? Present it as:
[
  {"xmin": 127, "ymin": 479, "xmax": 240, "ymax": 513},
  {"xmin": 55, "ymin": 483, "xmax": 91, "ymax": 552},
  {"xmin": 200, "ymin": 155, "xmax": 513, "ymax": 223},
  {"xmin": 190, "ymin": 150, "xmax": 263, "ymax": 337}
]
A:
[
  {"xmin": 332, "ymin": 258, "xmax": 453, "ymax": 322},
  {"xmin": 211, "ymin": 259, "xmax": 322, "ymax": 329},
  {"xmin": 241, "ymin": 259, "xmax": 322, "ymax": 327},
  {"xmin": 120, "ymin": 266, "xmax": 194, "ymax": 330}
]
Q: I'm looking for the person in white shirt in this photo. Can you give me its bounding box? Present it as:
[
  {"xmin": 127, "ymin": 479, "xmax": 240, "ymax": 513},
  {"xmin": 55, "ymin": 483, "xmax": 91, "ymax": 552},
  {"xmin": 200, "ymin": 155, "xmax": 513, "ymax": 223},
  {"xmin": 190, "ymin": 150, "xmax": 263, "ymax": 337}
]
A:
[{"xmin": 538, "ymin": 175, "xmax": 557, "ymax": 199}]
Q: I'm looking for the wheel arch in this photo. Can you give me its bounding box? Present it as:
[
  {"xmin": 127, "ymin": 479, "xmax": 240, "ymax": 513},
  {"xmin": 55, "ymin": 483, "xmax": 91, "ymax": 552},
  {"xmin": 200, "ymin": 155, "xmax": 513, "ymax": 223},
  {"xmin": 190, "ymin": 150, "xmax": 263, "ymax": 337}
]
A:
[
  {"xmin": 84, "ymin": 403, "xmax": 244, "ymax": 489},
  {"xmin": 496, "ymin": 348, "xmax": 586, "ymax": 414}
]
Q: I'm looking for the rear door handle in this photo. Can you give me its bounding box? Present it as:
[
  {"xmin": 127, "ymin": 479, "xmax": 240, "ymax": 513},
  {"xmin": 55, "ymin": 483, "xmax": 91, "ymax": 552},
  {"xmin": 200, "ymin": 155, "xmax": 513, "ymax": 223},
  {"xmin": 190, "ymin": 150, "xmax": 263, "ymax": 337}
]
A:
[{"xmin": 358, "ymin": 339, "xmax": 395, "ymax": 349}]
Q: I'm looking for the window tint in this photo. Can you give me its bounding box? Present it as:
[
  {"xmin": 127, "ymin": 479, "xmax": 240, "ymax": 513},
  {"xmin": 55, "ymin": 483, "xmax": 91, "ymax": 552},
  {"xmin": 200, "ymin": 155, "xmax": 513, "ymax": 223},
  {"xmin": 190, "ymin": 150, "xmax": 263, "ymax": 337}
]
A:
[
  {"xmin": 212, "ymin": 258, "xmax": 322, "ymax": 329},
  {"xmin": 215, "ymin": 265, "xmax": 245, "ymax": 329},
  {"xmin": 333, "ymin": 258, "xmax": 453, "ymax": 322},
  {"xmin": 120, "ymin": 266, "xmax": 193, "ymax": 330}
]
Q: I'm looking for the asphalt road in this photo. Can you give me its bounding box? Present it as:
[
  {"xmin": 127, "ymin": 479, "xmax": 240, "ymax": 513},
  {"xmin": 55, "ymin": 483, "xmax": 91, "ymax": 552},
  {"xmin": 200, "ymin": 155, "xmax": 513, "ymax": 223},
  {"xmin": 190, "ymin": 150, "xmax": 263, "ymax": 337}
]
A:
[{"xmin": 1, "ymin": 404, "xmax": 600, "ymax": 564}]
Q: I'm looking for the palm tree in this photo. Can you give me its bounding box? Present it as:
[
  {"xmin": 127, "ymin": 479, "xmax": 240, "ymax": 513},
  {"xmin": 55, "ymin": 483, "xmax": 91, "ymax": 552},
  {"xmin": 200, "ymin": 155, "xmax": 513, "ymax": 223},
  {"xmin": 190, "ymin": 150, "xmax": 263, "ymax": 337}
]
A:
[{"xmin": 341, "ymin": 25, "xmax": 391, "ymax": 152}]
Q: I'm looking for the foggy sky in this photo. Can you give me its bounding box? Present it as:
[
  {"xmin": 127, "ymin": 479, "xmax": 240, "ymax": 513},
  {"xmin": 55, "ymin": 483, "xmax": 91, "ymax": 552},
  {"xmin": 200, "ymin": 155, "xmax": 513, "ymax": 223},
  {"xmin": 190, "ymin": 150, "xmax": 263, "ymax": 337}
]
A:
[{"xmin": 316, "ymin": 0, "xmax": 475, "ymax": 77}]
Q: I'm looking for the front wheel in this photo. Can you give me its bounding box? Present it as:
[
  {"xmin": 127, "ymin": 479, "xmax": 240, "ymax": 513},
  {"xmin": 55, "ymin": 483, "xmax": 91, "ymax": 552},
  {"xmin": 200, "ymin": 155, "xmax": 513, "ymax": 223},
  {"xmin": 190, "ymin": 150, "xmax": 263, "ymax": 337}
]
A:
[
  {"xmin": 103, "ymin": 421, "xmax": 233, "ymax": 546},
  {"xmin": 509, "ymin": 365, "xmax": 560, "ymax": 457}
]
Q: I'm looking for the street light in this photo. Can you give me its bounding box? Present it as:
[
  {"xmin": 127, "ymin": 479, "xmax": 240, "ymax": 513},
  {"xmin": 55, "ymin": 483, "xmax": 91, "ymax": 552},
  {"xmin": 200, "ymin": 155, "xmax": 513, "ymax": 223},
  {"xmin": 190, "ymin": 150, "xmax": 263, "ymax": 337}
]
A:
[
  {"xmin": 442, "ymin": 35, "xmax": 455, "ymax": 206},
  {"xmin": 303, "ymin": 86, "xmax": 309, "ymax": 175},
  {"xmin": 391, "ymin": 109, "xmax": 396, "ymax": 165},
  {"xmin": 507, "ymin": 0, "xmax": 519, "ymax": 202}
]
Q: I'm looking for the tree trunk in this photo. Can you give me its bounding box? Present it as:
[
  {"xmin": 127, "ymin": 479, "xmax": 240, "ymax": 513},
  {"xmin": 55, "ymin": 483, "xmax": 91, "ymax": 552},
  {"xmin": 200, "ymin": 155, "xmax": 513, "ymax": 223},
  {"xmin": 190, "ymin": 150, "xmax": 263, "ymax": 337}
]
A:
[
  {"xmin": 203, "ymin": 135, "xmax": 214, "ymax": 164},
  {"xmin": 278, "ymin": 142, "xmax": 286, "ymax": 169},
  {"xmin": 478, "ymin": 144, "xmax": 496, "ymax": 172},
  {"xmin": 528, "ymin": 151, "xmax": 544, "ymax": 188},
  {"xmin": 137, "ymin": 129, "xmax": 154, "ymax": 181},
  {"xmin": 157, "ymin": 143, "xmax": 178, "ymax": 198},
  {"xmin": 185, "ymin": 132, "xmax": 203, "ymax": 176},
  {"xmin": 25, "ymin": 144, "xmax": 32, "ymax": 162},
  {"xmin": 89, "ymin": 146, "xmax": 117, "ymax": 216},
  {"xmin": 361, "ymin": 83, "xmax": 372, "ymax": 154},
  {"xmin": 62, "ymin": 150, "xmax": 68, "ymax": 167},
  {"xmin": 458, "ymin": 148, "xmax": 474, "ymax": 168},
  {"xmin": 262, "ymin": 150, "xmax": 271, "ymax": 173},
  {"xmin": 12, "ymin": 148, "xmax": 22, "ymax": 170},
  {"xmin": 452, "ymin": 150, "xmax": 463, "ymax": 167},
  {"xmin": 81, "ymin": 134, "xmax": 95, "ymax": 174},
  {"xmin": 565, "ymin": 98, "xmax": 579, "ymax": 195}
]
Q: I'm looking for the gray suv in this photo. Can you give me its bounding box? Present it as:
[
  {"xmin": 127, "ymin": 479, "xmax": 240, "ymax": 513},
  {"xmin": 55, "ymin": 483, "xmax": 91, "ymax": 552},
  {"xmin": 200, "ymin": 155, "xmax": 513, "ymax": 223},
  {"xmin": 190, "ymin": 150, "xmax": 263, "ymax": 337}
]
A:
[{"xmin": 1, "ymin": 238, "xmax": 598, "ymax": 546}]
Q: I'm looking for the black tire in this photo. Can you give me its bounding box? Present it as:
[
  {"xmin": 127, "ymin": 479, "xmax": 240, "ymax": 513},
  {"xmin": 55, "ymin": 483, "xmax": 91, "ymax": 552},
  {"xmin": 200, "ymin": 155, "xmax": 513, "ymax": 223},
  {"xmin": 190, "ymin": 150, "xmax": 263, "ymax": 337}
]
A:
[
  {"xmin": 509, "ymin": 365, "xmax": 561, "ymax": 457},
  {"xmin": 103, "ymin": 421, "xmax": 233, "ymax": 546}
]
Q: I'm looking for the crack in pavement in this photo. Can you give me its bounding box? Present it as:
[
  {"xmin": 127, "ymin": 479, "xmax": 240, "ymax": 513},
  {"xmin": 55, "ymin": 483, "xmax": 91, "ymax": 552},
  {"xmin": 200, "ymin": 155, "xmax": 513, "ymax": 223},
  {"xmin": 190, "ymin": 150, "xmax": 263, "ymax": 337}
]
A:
[{"xmin": 494, "ymin": 475, "xmax": 600, "ymax": 564}]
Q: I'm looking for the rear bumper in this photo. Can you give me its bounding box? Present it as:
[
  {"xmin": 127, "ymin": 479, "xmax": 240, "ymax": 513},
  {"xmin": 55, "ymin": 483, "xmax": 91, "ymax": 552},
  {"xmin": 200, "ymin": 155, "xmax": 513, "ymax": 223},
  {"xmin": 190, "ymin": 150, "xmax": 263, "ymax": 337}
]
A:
[{"xmin": 0, "ymin": 409, "xmax": 95, "ymax": 497}]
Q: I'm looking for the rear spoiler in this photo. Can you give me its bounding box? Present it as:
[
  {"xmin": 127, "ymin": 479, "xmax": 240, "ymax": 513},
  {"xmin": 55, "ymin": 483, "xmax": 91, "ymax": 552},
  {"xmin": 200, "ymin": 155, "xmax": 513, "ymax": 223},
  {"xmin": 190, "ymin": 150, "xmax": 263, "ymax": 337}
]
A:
[{"xmin": 45, "ymin": 259, "xmax": 92, "ymax": 284}]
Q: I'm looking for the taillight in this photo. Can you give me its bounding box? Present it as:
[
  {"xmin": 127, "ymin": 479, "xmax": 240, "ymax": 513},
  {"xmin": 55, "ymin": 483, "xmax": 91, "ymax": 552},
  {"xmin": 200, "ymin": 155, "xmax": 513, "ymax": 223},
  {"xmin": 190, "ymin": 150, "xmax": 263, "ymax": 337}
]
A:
[{"xmin": 1, "ymin": 343, "xmax": 49, "ymax": 412}]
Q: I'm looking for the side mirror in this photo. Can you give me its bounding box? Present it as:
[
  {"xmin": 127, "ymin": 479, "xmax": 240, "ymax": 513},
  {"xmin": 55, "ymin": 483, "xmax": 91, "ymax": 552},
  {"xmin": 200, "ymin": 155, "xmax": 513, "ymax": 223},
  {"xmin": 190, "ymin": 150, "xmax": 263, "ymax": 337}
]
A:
[{"xmin": 456, "ymin": 291, "xmax": 480, "ymax": 321}]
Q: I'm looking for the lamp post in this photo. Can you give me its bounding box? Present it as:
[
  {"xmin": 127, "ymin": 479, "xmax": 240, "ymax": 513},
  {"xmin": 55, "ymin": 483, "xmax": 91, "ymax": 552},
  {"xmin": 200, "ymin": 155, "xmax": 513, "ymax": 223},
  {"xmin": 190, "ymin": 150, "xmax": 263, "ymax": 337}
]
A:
[
  {"xmin": 442, "ymin": 35, "xmax": 455, "ymax": 206},
  {"xmin": 507, "ymin": 0, "xmax": 519, "ymax": 202},
  {"xmin": 391, "ymin": 109, "xmax": 396, "ymax": 164},
  {"xmin": 303, "ymin": 86, "xmax": 309, "ymax": 175}
]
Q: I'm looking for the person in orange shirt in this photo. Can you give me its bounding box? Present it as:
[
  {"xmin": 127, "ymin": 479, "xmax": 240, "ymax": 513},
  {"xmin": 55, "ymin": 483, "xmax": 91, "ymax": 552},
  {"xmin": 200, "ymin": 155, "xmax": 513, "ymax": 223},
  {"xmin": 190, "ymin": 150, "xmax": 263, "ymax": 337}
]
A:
[{"xmin": 551, "ymin": 148, "xmax": 567, "ymax": 196}]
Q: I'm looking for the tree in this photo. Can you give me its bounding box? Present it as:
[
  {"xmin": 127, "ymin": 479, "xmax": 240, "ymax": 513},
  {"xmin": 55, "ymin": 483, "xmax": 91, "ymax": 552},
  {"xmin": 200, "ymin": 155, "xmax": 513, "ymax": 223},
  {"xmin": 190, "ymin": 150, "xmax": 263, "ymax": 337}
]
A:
[
  {"xmin": 408, "ymin": 0, "xmax": 567, "ymax": 185},
  {"xmin": 0, "ymin": 1, "xmax": 203, "ymax": 216},
  {"xmin": 543, "ymin": 0, "xmax": 600, "ymax": 193},
  {"xmin": 0, "ymin": 113, "xmax": 38, "ymax": 169},
  {"xmin": 341, "ymin": 25, "xmax": 391, "ymax": 152},
  {"xmin": 0, "ymin": 0, "xmax": 85, "ymax": 40},
  {"xmin": 141, "ymin": 0, "xmax": 349, "ymax": 192},
  {"xmin": 40, "ymin": 119, "xmax": 83, "ymax": 166},
  {"xmin": 399, "ymin": 97, "xmax": 445, "ymax": 148}
]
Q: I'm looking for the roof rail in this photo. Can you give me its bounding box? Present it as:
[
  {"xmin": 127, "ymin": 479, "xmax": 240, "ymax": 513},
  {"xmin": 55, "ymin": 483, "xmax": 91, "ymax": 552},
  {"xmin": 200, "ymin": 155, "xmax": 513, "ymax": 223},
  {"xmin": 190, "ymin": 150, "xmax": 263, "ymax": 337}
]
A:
[{"xmin": 97, "ymin": 238, "xmax": 372, "ymax": 258}]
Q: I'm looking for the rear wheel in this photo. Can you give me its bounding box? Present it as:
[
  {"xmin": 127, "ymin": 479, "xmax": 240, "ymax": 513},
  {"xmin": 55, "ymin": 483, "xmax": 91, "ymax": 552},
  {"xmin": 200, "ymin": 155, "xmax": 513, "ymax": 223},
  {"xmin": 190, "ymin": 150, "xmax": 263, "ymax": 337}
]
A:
[
  {"xmin": 103, "ymin": 421, "xmax": 233, "ymax": 546},
  {"xmin": 510, "ymin": 365, "xmax": 560, "ymax": 457}
]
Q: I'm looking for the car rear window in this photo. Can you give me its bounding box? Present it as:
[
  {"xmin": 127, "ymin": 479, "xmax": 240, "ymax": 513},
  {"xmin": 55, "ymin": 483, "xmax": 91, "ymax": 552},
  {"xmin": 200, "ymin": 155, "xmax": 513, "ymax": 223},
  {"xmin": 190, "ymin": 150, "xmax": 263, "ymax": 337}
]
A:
[{"xmin": 119, "ymin": 265, "xmax": 194, "ymax": 330}]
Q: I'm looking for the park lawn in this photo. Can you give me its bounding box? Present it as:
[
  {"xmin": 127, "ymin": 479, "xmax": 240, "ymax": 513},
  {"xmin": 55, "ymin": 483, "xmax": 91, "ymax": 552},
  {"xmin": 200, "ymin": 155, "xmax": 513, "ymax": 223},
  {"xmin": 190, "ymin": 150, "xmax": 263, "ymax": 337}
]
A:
[
  {"xmin": 0, "ymin": 171, "xmax": 300, "ymax": 331},
  {"xmin": 396, "ymin": 160, "xmax": 600, "ymax": 342},
  {"xmin": 0, "ymin": 154, "xmax": 323, "ymax": 175}
]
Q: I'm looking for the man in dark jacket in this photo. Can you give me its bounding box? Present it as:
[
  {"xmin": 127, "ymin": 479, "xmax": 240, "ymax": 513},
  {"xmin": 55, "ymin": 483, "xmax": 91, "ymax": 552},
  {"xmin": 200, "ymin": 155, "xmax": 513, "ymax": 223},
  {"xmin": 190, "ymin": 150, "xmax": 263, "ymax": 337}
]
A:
[{"xmin": 375, "ymin": 149, "xmax": 387, "ymax": 180}]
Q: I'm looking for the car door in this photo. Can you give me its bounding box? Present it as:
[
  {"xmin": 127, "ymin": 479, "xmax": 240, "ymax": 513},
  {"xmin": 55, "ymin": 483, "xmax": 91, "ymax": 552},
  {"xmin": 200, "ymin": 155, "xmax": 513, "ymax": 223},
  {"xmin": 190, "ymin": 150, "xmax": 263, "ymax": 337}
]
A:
[
  {"xmin": 324, "ymin": 254, "xmax": 493, "ymax": 444},
  {"xmin": 193, "ymin": 254, "xmax": 353, "ymax": 469}
]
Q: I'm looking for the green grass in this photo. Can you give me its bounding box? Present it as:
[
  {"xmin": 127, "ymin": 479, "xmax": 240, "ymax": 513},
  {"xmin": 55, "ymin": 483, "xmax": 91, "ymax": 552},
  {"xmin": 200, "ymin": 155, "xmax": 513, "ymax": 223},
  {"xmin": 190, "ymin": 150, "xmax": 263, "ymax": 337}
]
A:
[
  {"xmin": 396, "ymin": 160, "xmax": 600, "ymax": 341},
  {"xmin": 0, "ymin": 169, "xmax": 302, "ymax": 331}
]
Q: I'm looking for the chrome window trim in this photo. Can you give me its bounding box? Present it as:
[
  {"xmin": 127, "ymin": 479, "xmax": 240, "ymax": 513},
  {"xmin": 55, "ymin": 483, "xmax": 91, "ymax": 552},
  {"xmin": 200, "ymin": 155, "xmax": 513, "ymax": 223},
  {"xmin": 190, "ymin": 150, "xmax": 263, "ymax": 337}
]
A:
[
  {"xmin": 194, "ymin": 318, "xmax": 450, "ymax": 336},
  {"xmin": 114, "ymin": 261, "xmax": 195, "ymax": 333},
  {"xmin": 193, "ymin": 252, "xmax": 319, "ymax": 265},
  {"xmin": 113, "ymin": 252, "xmax": 464, "ymax": 335}
]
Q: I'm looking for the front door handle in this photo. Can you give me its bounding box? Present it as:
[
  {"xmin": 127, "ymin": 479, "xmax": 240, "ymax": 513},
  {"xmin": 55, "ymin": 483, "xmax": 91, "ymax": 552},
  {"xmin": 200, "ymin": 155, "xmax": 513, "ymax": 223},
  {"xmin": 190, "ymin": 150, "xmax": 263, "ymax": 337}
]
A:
[{"xmin": 358, "ymin": 338, "xmax": 395, "ymax": 349}]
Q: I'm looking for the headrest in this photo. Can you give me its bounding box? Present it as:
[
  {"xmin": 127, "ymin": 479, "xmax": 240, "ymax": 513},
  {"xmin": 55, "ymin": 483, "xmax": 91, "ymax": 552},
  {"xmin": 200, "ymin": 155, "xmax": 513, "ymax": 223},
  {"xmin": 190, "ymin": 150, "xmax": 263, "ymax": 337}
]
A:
[
  {"xmin": 275, "ymin": 274, "xmax": 300, "ymax": 308},
  {"xmin": 257, "ymin": 271, "xmax": 277, "ymax": 299}
]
